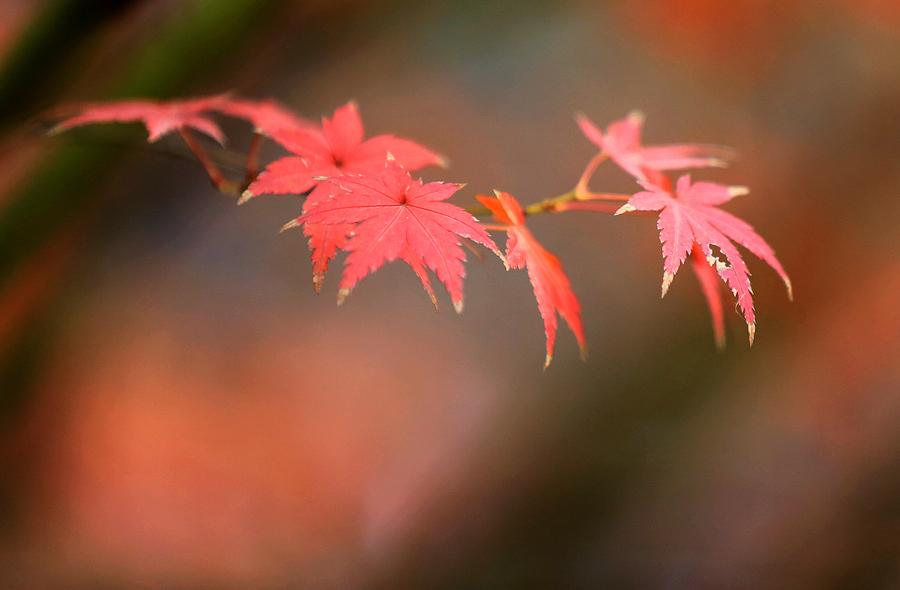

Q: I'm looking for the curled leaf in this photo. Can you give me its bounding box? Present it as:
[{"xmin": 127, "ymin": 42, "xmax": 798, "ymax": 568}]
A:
[{"xmin": 478, "ymin": 191, "xmax": 587, "ymax": 368}]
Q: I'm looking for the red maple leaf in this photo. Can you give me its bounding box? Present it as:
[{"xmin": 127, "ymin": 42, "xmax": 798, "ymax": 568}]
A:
[
  {"xmin": 576, "ymin": 111, "xmax": 735, "ymax": 187},
  {"xmin": 49, "ymin": 94, "xmax": 230, "ymax": 144},
  {"xmin": 284, "ymin": 159, "xmax": 500, "ymax": 312},
  {"xmin": 616, "ymin": 175, "xmax": 792, "ymax": 345},
  {"xmin": 477, "ymin": 191, "xmax": 587, "ymax": 368},
  {"xmin": 242, "ymin": 101, "xmax": 446, "ymax": 291}
]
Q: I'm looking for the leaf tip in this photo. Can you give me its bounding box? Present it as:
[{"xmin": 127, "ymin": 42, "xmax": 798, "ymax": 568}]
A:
[
  {"xmin": 543, "ymin": 353, "xmax": 552, "ymax": 370},
  {"xmin": 237, "ymin": 189, "xmax": 255, "ymax": 205},
  {"xmin": 728, "ymin": 186, "xmax": 749, "ymax": 197},
  {"xmin": 453, "ymin": 299, "xmax": 464, "ymax": 314},
  {"xmin": 579, "ymin": 344, "xmax": 589, "ymax": 362},
  {"xmin": 785, "ymin": 277, "xmax": 794, "ymax": 301},
  {"xmin": 615, "ymin": 203, "xmax": 636, "ymax": 216},
  {"xmin": 280, "ymin": 218, "xmax": 301, "ymax": 232},
  {"xmin": 627, "ymin": 109, "xmax": 646, "ymax": 126},
  {"xmin": 497, "ymin": 250, "xmax": 509, "ymax": 270},
  {"xmin": 313, "ymin": 274, "xmax": 324, "ymax": 294},
  {"xmin": 748, "ymin": 322, "xmax": 756, "ymax": 346},
  {"xmin": 661, "ymin": 272, "xmax": 675, "ymax": 297},
  {"xmin": 337, "ymin": 288, "xmax": 351, "ymax": 306}
]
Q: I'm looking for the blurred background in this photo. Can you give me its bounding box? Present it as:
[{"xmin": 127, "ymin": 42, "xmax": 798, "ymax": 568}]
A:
[{"xmin": 1, "ymin": 0, "xmax": 899, "ymax": 587}]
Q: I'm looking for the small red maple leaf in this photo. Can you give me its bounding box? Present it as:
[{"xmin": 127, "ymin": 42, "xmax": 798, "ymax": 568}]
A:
[
  {"xmin": 616, "ymin": 175, "xmax": 792, "ymax": 345},
  {"xmin": 243, "ymin": 101, "xmax": 446, "ymax": 291},
  {"xmin": 477, "ymin": 191, "xmax": 587, "ymax": 368},
  {"xmin": 576, "ymin": 111, "xmax": 735, "ymax": 186},
  {"xmin": 285, "ymin": 159, "xmax": 500, "ymax": 311},
  {"xmin": 49, "ymin": 94, "xmax": 230, "ymax": 144}
]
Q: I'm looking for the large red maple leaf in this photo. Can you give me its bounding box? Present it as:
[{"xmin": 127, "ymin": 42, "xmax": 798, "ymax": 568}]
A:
[
  {"xmin": 616, "ymin": 175, "xmax": 791, "ymax": 345},
  {"xmin": 477, "ymin": 191, "xmax": 587, "ymax": 368},
  {"xmin": 242, "ymin": 101, "xmax": 446, "ymax": 291},
  {"xmin": 285, "ymin": 159, "xmax": 500, "ymax": 311},
  {"xmin": 49, "ymin": 94, "xmax": 231, "ymax": 144},
  {"xmin": 576, "ymin": 111, "xmax": 735, "ymax": 187}
]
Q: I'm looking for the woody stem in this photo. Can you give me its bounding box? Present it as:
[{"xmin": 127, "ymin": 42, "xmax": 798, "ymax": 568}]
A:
[
  {"xmin": 467, "ymin": 187, "xmax": 633, "ymax": 220},
  {"xmin": 523, "ymin": 189, "xmax": 632, "ymax": 217}
]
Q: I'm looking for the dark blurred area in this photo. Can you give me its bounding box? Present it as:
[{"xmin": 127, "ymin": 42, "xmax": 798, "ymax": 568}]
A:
[{"xmin": 1, "ymin": 0, "xmax": 900, "ymax": 587}]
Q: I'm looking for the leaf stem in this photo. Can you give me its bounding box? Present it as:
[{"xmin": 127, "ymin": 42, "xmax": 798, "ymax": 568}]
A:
[
  {"xmin": 178, "ymin": 128, "xmax": 240, "ymax": 195},
  {"xmin": 550, "ymin": 201, "xmax": 623, "ymax": 214},
  {"xmin": 575, "ymin": 151, "xmax": 608, "ymax": 194},
  {"xmin": 241, "ymin": 132, "xmax": 264, "ymax": 191}
]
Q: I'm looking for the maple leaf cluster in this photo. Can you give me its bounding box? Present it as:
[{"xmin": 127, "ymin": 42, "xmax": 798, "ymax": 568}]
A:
[
  {"xmin": 45, "ymin": 94, "xmax": 791, "ymax": 366},
  {"xmin": 575, "ymin": 112, "xmax": 792, "ymax": 347}
]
